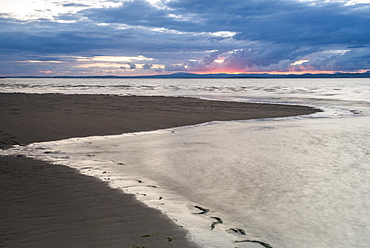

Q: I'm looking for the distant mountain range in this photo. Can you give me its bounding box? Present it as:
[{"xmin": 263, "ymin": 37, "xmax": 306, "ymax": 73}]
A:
[
  {"xmin": 4, "ymin": 71, "xmax": 370, "ymax": 79},
  {"xmin": 131, "ymin": 71, "xmax": 370, "ymax": 78}
]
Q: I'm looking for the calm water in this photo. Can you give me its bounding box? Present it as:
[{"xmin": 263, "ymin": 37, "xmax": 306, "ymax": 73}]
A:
[{"xmin": 1, "ymin": 78, "xmax": 370, "ymax": 248}]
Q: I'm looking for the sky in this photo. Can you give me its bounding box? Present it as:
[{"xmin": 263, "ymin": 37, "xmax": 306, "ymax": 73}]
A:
[{"xmin": 1, "ymin": 0, "xmax": 370, "ymax": 76}]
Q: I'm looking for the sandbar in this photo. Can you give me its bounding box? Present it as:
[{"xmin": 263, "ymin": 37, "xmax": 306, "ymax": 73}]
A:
[{"xmin": 0, "ymin": 93, "xmax": 320, "ymax": 247}]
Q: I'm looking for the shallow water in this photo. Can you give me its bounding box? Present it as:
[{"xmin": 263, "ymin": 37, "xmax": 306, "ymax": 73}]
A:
[
  {"xmin": 1, "ymin": 78, "xmax": 369, "ymax": 102},
  {"xmin": 1, "ymin": 78, "xmax": 370, "ymax": 248}
]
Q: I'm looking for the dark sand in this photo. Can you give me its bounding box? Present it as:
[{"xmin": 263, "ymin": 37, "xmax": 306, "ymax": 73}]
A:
[
  {"xmin": 0, "ymin": 93, "xmax": 319, "ymax": 149},
  {"xmin": 0, "ymin": 156, "xmax": 199, "ymax": 248},
  {"xmin": 0, "ymin": 93, "xmax": 321, "ymax": 248}
]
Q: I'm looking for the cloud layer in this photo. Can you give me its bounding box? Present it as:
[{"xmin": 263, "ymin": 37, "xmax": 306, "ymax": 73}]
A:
[{"xmin": 1, "ymin": 0, "xmax": 370, "ymax": 76}]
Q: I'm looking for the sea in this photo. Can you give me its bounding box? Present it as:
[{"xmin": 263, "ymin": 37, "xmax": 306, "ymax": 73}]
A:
[{"xmin": 1, "ymin": 78, "xmax": 370, "ymax": 248}]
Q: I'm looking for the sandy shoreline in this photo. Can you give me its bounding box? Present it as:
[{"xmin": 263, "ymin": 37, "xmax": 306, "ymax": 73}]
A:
[
  {"xmin": 0, "ymin": 93, "xmax": 319, "ymax": 149},
  {"xmin": 0, "ymin": 156, "xmax": 200, "ymax": 248},
  {"xmin": 0, "ymin": 93, "xmax": 321, "ymax": 247}
]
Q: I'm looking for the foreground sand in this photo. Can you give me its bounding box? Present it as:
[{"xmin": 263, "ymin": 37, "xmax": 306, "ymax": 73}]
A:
[
  {"xmin": 0, "ymin": 156, "xmax": 200, "ymax": 248},
  {"xmin": 0, "ymin": 93, "xmax": 320, "ymax": 247}
]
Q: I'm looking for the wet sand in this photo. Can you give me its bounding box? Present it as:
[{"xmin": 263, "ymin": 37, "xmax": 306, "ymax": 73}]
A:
[
  {"xmin": 0, "ymin": 156, "xmax": 200, "ymax": 248},
  {"xmin": 0, "ymin": 93, "xmax": 320, "ymax": 247}
]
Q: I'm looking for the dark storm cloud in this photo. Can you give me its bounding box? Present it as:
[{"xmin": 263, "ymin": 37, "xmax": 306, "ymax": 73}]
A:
[
  {"xmin": 165, "ymin": 63, "xmax": 186, "ymax": 71},
  {"xmin": 303, "ymin": 48, "xmax": 370, "ymax": 71},
  {"xmin": 0, "ymin": 13, "xmax": 224, "ymax": 57},
  {"xmin": 182, "ymin": 50, "xmax": 225, "ymax": 71},
  {"xmin": 165, "ymin": 0, "xmax": 370, "ymax": 47},
  {"xmin": 1, "ymin": 0, "xmax": 370, "ymax": 75},
  {"xmin": 127, "ymin": 62, "xmax": 136, "ymax": 69},
  {"xmin": 0, "ymin": 30, "xmax": 120, "ymax": 54},
  {"xmin": 142, "ymin": 63, "xmax": 153, "ymax": 69},
  {"xmin": 84, "ymin": 0, "xmax": 370, "ymax": 47},
  {"xmin": 78, "ymin": 0, "xmax": 370, "ymax": 71},
  {"xmin": 83, "ymin": 0, "xmax": 195, "ymax": 31},
  {"xmin": 62, "ymin": 3, "xmax": 89, "ymax": 7}
]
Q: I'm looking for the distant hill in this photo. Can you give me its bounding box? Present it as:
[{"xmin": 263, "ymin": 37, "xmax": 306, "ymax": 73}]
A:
[
  {"xmin": 5, "ymin": 71, "xmax": 370, "ymax": 79},
  {"xmin": 229, "ymin": 71, "xmax": 370, "ymax": 78}
]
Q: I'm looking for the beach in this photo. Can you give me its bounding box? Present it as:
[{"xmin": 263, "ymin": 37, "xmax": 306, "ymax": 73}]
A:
[{"xmin": 0, "ymin": 93, "xmax": 320, "ymax": 247}]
